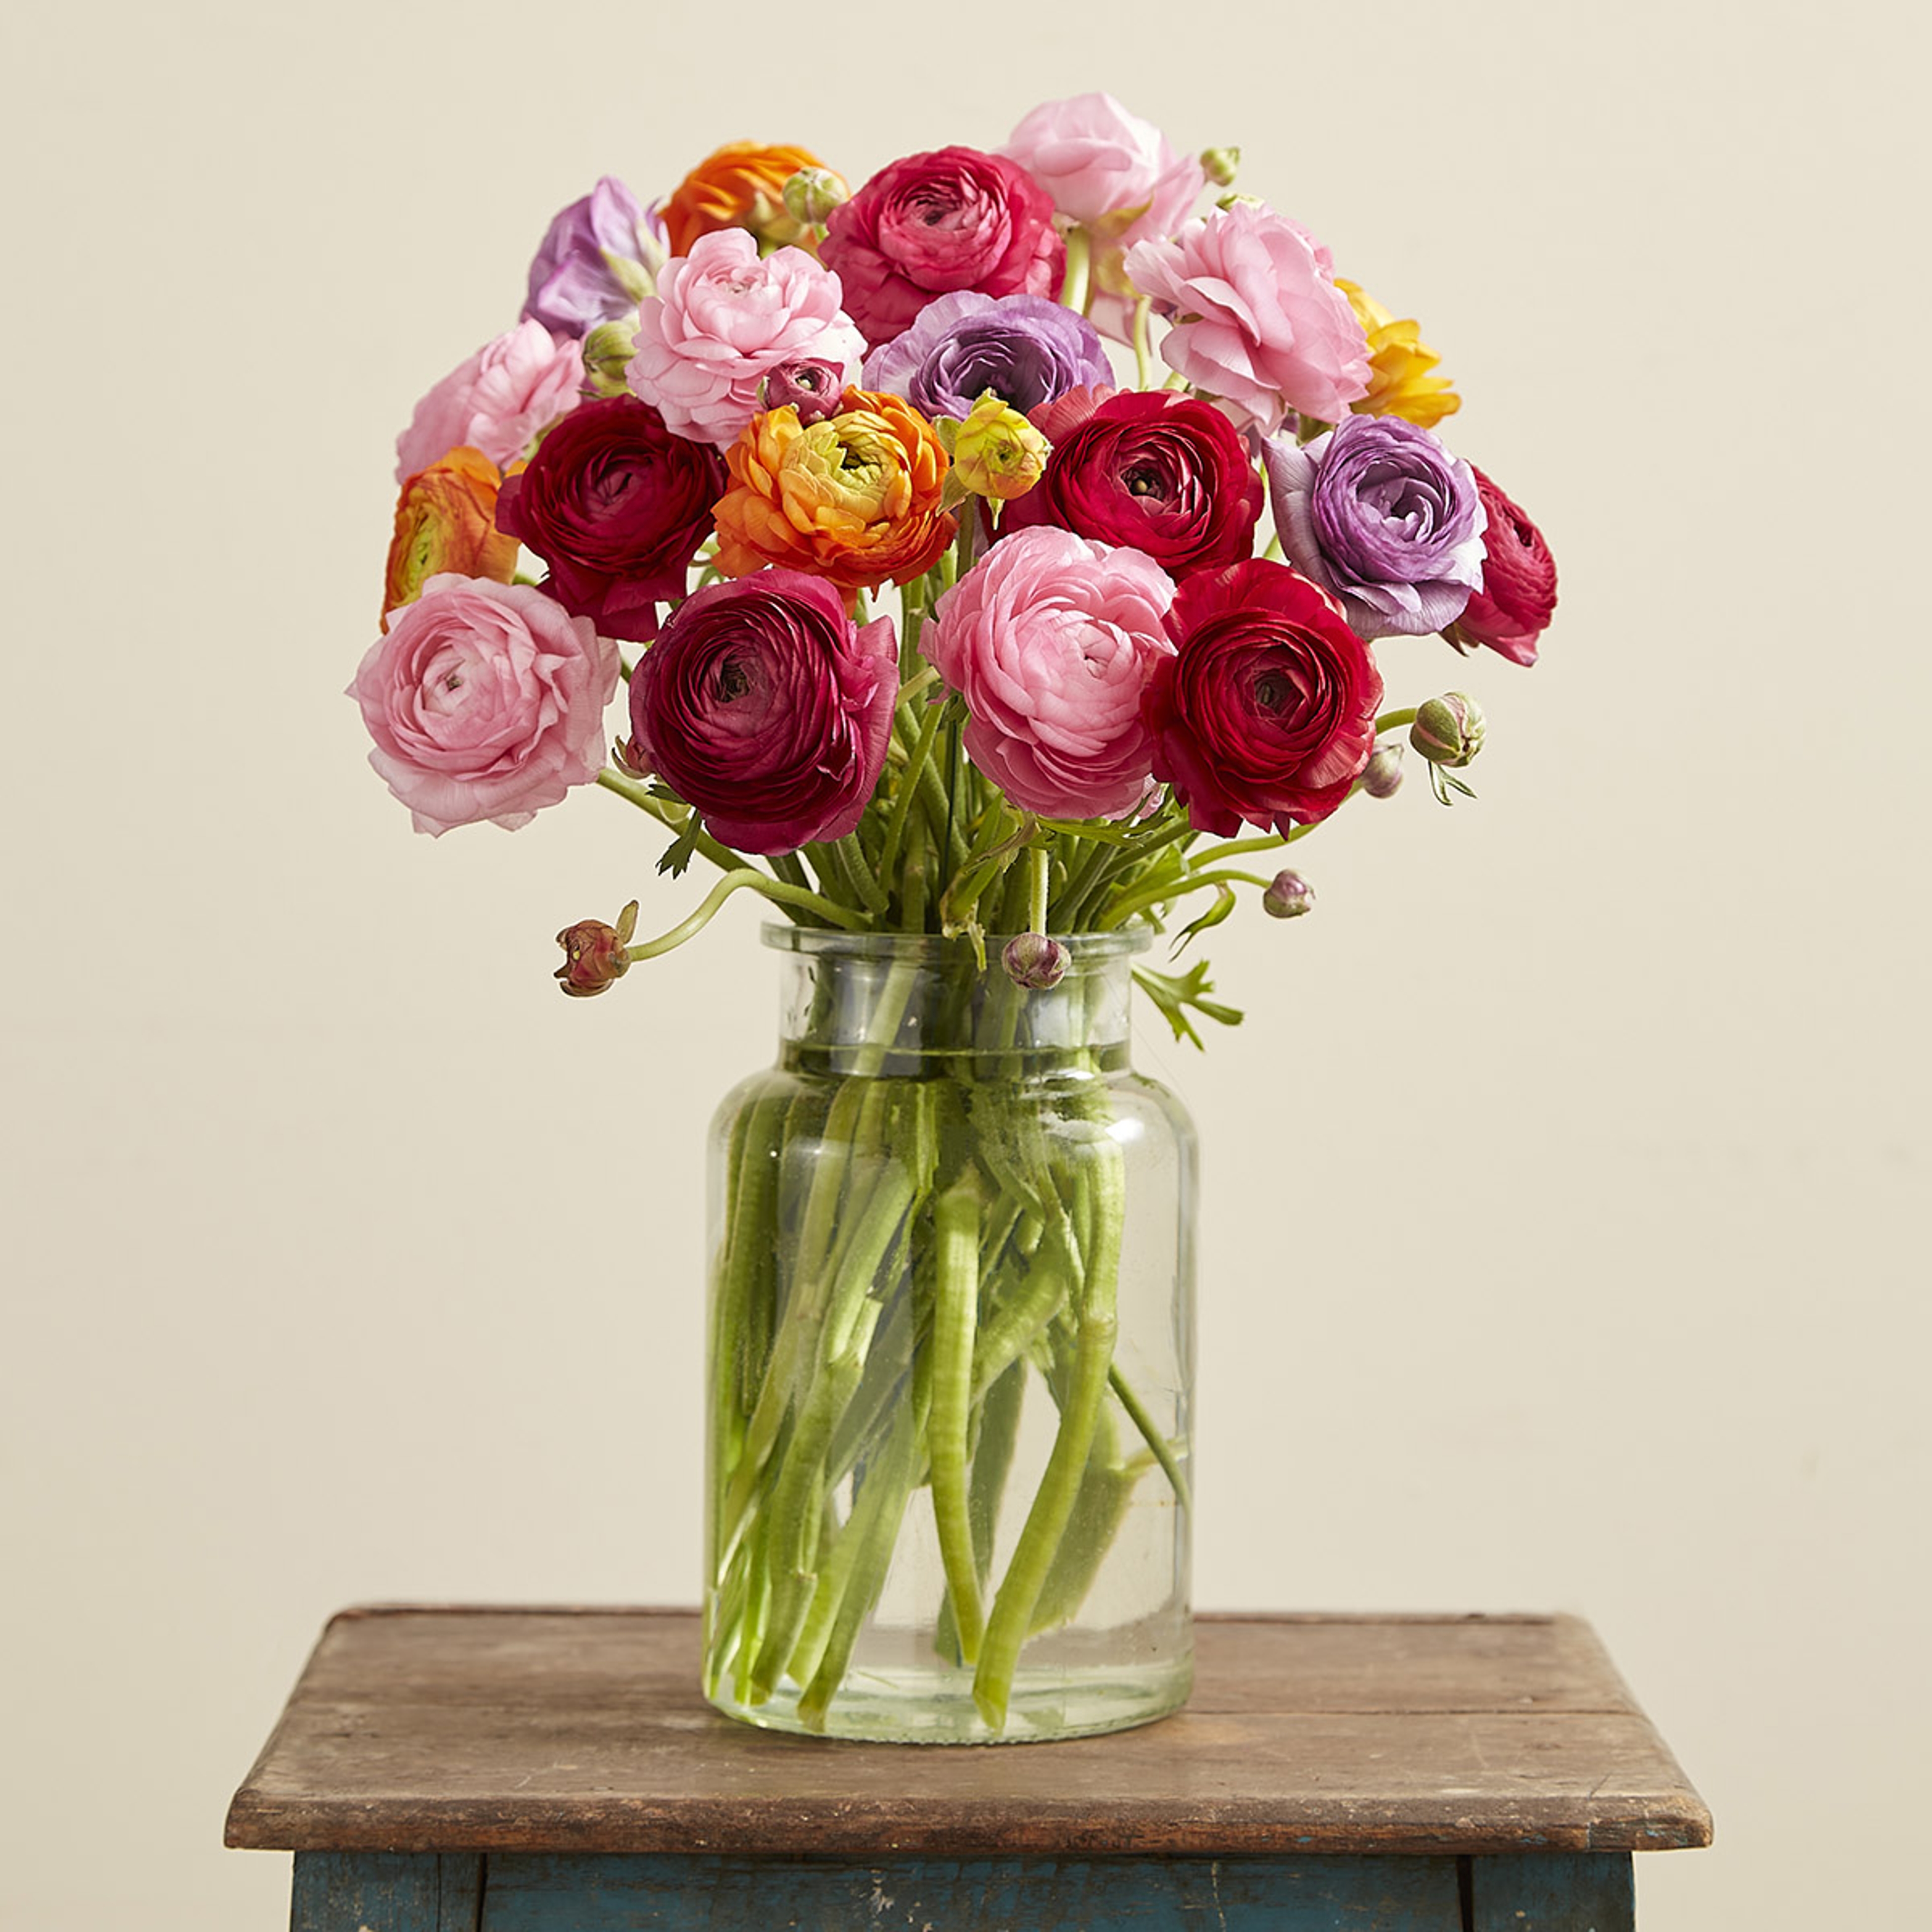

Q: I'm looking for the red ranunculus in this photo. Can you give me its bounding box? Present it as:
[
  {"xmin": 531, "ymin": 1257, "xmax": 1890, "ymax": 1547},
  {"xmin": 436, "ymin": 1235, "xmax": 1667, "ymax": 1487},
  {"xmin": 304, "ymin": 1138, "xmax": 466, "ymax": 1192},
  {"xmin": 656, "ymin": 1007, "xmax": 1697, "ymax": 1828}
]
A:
[
  {"xmin": 1145, "ymin": 559, "xmax": 1384, "ymax": 835},
  {"xmin": 1000, "ymin": 389, "xmax": 1263, "ymax": 579},
  {"xmin": 626, "ymin": 569, "xmax": 898, "ymax": 854},
  {"xmin": 1451, "ymin": 465, "xmax": 1557, "ymax": 666},
  {"xmin": 821, "ymin": 147, "xmax": 1065, "ymax": 349},
  {"xmin": 494, "ymin": 395, "xmax": 727, "ymax": 644}
]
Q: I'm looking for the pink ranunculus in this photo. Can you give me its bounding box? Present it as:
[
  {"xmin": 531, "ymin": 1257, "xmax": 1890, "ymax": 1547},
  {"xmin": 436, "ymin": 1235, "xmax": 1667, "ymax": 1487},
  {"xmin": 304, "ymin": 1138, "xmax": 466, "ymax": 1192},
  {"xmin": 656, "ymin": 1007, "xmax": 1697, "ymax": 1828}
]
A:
[
  {"xmin": 624, "ymin": 229, "xmax": 865, "ymax": 448},
  {"xmin": 349, "ymin": 574, "xmax": 619, "ymax": 835},
  {"xmin": 925, "ymin": 527, "xmax": 1178, "ymax": 821},
  {"xmin": 394, "ymin": 320, "xmax": 584, "ymax": 483},
  {"xmin": 1002, "ymin": 93, "xmax": 1203, "ymax": 249},
  {"xmin": 1125, "ymin": 203, "xmax": 1371, "ymax": 435}
]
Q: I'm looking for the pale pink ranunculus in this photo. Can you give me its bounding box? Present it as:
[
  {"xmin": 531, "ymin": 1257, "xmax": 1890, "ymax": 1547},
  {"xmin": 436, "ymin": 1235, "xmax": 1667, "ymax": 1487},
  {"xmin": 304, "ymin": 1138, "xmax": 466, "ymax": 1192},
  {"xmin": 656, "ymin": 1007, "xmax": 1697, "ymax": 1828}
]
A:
[
  {"xmin": 1003, "ymin": 93, "xmax": 1203, "ymax": 249},
  {"xmin": 925, "ymin": 526, "xmax": 1177, "ymax": 821},
  {"xmin": 394, "ymin": 319, "xmax": 584, "ymax": 483},
  {"xmin": 1125, "ymin": 203, "xmax": 1372, "ymax": 435},
  {"xmin": 349, "ymin": 573, "xmax": 619, "ymax": 835},
  {"xmin": 624, "ymin": 229, "xmax": 865, "ymax": 447}
]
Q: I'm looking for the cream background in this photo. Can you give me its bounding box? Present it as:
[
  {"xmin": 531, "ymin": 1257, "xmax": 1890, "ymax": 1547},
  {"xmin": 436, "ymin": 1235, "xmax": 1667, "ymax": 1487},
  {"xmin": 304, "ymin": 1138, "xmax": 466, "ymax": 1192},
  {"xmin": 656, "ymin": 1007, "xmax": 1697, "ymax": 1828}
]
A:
[{"xmin": 3, "ymin": 2, "xmax": 1926, "ymax": 1925}]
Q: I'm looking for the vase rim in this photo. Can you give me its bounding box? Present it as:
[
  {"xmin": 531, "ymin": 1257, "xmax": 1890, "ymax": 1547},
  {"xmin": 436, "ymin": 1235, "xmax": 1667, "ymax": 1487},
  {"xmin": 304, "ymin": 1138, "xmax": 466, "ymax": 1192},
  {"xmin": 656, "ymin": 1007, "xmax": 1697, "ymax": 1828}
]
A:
[{"xmin": 760, "ymin": 923, "xmax": 1152, "ymax": 962}]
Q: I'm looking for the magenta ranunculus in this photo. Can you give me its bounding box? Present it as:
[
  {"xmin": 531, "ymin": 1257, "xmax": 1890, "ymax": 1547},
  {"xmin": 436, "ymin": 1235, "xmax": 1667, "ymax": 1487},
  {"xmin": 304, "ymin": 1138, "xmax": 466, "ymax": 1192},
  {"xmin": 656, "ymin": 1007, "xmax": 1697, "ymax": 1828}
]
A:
[
  {"xmin": 523, "ymin": 176, "xmax": 657, "ymax": 338},
  {"xmin": 349, "ymin": 574, "xmax": 618, "ymax": 835},
  {"xmin": 1002, "ymin": 93, "xmax": 1203, "ymax": 247},
  {"xmin": 1264, "ymin": 414, "xmax": 1488, "ymax": 640},
  {"xmin": 393, "ymin": 319, "xmax": 584, "ymax": 483},
  {"xmin": 1125, "ymin": 203, "xmax": 1371, "ymax": 434},
  {"xmin": 1450, "ymin": 465, "xmax": 1557, "ymax": 666},
  {"xmin": 493, "ymin": 394, "xmax": 728, "ymax": 645},
  {"xmin": 926, "ymin": 527, "xmax": 1177, "ymax": 820},
  {"xmin": 625, "ymin": 228, "xmax": 865, "ymax": 447},
  {"xmin": 820, "ymin": 147, "xmax": 1066, "ymax": 349},
  {"xmin": 627, "ymin": 570, "xmax": 898, "ymax": 853},
  {"xmin": 1145, "ymin": 559, "xmax": 1385, "ymax": 836}
]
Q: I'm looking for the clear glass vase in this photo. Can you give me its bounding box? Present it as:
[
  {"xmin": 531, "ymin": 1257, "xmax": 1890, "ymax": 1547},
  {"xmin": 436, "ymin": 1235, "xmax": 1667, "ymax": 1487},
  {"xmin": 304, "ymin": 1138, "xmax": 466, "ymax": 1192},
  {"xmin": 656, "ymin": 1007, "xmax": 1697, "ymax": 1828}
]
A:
[{"xmin": 702, "ymin": 926, "xmax": 1196, "ymax": 1743}]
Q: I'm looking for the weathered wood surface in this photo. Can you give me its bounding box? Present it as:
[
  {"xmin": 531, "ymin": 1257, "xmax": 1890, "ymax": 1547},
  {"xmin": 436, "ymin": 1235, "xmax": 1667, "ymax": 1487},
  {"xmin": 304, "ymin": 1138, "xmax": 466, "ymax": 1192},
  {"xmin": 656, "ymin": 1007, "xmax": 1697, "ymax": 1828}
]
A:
[{"xmin": 229, "ymin": 1607, "xmax": 1710, "ymax": 1859}]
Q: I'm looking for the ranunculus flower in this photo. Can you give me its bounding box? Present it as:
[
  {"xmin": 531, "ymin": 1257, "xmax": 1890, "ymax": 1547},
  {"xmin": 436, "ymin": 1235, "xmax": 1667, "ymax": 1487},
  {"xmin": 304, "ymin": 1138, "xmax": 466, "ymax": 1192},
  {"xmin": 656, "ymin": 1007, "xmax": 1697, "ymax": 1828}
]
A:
[
  {"xmin": 949, "ymin": 395, "xmax": 1049, "ymax": 502},
  {"xmin": 394, "ymin": 319, "xmax": 584, "ymax": 483},
  {"xmin": 821, "ymin": 147, "xmax": 1065, "ymax": 349},
  {"xmin": 926, "ymin": 527, "xmax": 1176, "ymax": 820},
  {"xmin": 1001, "ymin": 389, "xmax": 1262, "ymax": 579},
  {"xmin": 1145, "ymin": 558, "xmax": 1385, "ymax": 835},
  {"xmin": 625, "ymin": 229, "xmax": 866, "ymax": 448},
  {"xmin": 1125, "ymin": 203, "xmax": 1371, "ymax": 433},
  {"xmin": 382, "ymin": 447, "xmax": 520, "ymax": 626},
  {"xmin": 1263, "ymin": 414, "xmax": 1487, "ymax": 639},
  {"xmin": 861, "ymin": 291, "xmax": 1110, "ymax": 421},
  {"xmin": 523, "ymin": 176, "xmax": 657, "ymax": 338},
  {"xmin": 627, "ymin": 570, "xmax": 897, "ymax": 853},
  {"xmin": 713, "ymin": 389, "xmax": 954, "ymax": 594},
  {"xmin": 1002, "ymin": 93, "xmax": 1202, "ymax": 247},
  {"xmin": 494, "ymin": 394, "xmax": 728, "ymax": 643},
  {"xmin": 1338, "ymin": 279, "xmax": 1460, "ymax": 431},
  {"xmin": 349, "ymin": 574, "xmax": 619, "ymax": 835},
  {"xmin": 662, "ymin": 142, "xmax": 840, "ymax": 257},
  {"xmin": 1448, "ymin": 466, "xmax": 1557, "ymax": 666}
]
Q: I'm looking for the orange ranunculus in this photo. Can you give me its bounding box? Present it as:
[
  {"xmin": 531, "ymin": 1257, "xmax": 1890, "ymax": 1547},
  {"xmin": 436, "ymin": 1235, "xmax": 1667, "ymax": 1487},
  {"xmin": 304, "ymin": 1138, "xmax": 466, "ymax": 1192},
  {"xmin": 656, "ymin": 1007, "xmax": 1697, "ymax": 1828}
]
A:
[
  {"xmin": 381, "ymin": 447, "xmax": 521, "ymax": 626},
  {"xmin": 713, "ymin": 390, "xmax": 955, "ymax": 595},
  {"xmin": 1337, "ymin": 280, "xmax": 1461, "ymax": 431},
  {"xmin": 662, "ymin": 142, "xmax": 842, "ymax": 257}
]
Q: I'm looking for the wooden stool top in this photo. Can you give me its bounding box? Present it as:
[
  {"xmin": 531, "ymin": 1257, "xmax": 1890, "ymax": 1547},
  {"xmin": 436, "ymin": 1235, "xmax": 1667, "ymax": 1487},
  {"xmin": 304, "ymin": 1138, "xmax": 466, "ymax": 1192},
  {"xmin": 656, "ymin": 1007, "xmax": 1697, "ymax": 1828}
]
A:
[{"xmin": 225, "ymin": 1606, "xmax": 1710, "ymax": 1859}]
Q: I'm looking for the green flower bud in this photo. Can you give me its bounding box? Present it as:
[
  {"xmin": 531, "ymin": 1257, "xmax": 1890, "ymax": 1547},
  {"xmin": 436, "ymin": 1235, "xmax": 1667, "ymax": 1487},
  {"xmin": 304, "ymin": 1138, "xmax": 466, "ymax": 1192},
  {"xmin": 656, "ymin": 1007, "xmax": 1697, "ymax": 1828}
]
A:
[
  {"xmin": 582, "ymin": 320, "xmax": 638, "ymax": 399},
  {"xmin": 781, "ymin": 167, "xmax": 848, "ymax": 229},
  {"xmin": 1410, "ymin": 692, "xmax": 1485, "ymax": 768},
  {"xmin": 1200, "ymin": 145, "xmax": 1241, "ymax": 189},
  {"xmin": 1262, "ymin": 870, "xmax": 1315, "ymax": 919}
]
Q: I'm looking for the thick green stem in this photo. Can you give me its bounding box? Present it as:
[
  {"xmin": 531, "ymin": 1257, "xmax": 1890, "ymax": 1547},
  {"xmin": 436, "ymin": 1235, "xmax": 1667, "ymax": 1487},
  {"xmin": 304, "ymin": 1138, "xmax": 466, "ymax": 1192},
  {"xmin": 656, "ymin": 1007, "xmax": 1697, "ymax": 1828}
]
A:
[
  {"xmin": 929, "ymin": 1170, "xmax": 985, "ymax": 1664},
  {"xmin": 626, "ymin": 869, "xmax": 868, "ymax": 965}
]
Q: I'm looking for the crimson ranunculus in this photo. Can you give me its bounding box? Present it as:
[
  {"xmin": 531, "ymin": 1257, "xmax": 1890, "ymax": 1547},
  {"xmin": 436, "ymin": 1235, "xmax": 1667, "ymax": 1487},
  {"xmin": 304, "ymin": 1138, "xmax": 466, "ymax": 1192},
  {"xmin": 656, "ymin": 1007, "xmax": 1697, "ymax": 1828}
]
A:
[
  {"xmin": 820, "ymin": 147, "xmax": 1065, "ymax": 348},
  {"xmin": 1145, "ymin": 559, "xmax": 1384, "ymax": 835},
  {"xmin": 627, "ymin": 570, "xmax": 898, "ymax": 854},
  {"xmin": 1450, "ymin": 465, "xmax": 1557, "ymax": 666},
  {"xmin": 1000, "ymin": 389, "xmax": 1263, "ymax": 579},
  {"xmin": 494, "ymin": 395, "xmax": 727, "ymax": 644}
]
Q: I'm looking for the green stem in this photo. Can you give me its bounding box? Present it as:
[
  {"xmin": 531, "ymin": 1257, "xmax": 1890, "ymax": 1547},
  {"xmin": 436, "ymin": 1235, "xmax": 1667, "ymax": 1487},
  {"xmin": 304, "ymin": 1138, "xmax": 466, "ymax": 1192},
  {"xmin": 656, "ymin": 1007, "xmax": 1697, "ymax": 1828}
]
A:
[
  {"xmin": 1376, "ymin": 706, "xmax": 1419, "ymax": 733},
  {"xmin": 1097, "ymin": 868, "xmax": 1273, "ymax": 931},
  {"xmin": 1025, "ymin": 846, "xmax": 1050, "ymax": 935},
  {"xmin": 625, "ymin": 870, "xmax": 868, "ymax": 965},
  {"xmin": 880, "ymin": 694, "xmax": 945, "ymax": 893},
  {"xmin": 595, "ymin": 768, "xmax": 745, "ymax": 874},
  {"xmin": 1107, "ymin": 1364, "xmax": 1191, "ymax": 1512},
  {"xmin": 929, "ymin": 1170, "xmax": 985, "ymax": 1663},
  {"xmin": 827, "ymin": 833, "xmax": 889, "ymax": 917},
  {"xmin": 1131, "ymin": 297, "xmax": 1153, "ymax": 390},
  {"xmin": 1058, "ymin": 224, "xmax": 1091, "ymax": 313}
]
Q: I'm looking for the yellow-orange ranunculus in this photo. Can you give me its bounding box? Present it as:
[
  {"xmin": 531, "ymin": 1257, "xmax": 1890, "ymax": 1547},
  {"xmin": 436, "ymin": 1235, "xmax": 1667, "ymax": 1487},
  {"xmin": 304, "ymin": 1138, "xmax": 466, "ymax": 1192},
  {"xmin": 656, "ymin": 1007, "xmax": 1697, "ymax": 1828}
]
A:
[
  {"xmin": 662, "ymin": 142, "xmax": 843, "ymax": 257},
  {"xmin": 381, "ymin": 447, "xmax": 520, "ymax": 626},
  {"xmin": 713, "ymin": 390, "xmax": 955, "ymax": 594},
  {"xmin": 1337, "ymin": 280, "xmax": 1461, "ymax": 431}
]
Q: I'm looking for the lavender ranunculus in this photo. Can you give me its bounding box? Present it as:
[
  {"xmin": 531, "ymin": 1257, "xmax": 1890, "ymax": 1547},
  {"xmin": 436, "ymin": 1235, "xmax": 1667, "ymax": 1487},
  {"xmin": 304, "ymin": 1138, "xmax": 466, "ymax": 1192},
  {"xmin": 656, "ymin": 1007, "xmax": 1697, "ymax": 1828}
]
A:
[
  {"xmin": 862, "ymin": 291, "xmax": 1111, "ymax": 420},
  {"xmin": 523, "ymin": 177, "xmax": 657, "ymax": 337},
  {"xmin": 1264, "ymin": 415, "xmax": 1488, "ymax": 639}
]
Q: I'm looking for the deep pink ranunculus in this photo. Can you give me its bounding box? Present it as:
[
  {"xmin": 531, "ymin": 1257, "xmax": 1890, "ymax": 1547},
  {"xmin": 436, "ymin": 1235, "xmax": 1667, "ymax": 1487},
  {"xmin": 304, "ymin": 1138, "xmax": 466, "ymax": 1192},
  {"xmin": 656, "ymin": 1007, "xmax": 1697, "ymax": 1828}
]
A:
[
  {"xmin": 626, "ymin": 570, "xmax": 898, "ymax": 854},
  {"xmin": 1145, "ymin": 559, "xmax": 1384, "ymax": 836},
  {"xmin": 1451, "ymin": 465, "xmax": 1557, "ymax": 666},
  {"xmin": 820, "ymin": 146, "xmax": 1066, "ymax": 348},
  {"xmin": 493, "ymin": 395, "xmax": 727, "ymax": 644},
  {"xmin": 1000, "ymin": 388, "xmax": 1262, "ymax": 579}
]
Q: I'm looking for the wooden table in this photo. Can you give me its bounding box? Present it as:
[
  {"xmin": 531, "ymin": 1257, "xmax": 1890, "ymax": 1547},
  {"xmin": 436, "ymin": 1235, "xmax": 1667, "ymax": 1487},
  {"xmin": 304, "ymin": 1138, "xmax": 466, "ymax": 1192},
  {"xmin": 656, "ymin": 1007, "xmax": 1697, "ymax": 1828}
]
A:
[{"xmin": 226, "ymin": 1605, "xmax": 1710, "ymax": 1930}]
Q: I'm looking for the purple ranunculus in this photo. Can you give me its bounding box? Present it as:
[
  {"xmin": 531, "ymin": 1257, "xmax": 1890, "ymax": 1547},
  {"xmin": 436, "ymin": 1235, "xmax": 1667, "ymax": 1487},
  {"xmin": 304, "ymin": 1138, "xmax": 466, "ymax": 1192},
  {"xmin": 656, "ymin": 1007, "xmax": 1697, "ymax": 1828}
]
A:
[
  {"xmin": 1263, "ymin": 415, "xmax": 1488, "ymax": 640},
  {"xmin": 523, "ymin": 177, "xmax": 656, "ymax": 338},
  {"xmin": 861, "ymin": 292, "xmax": 1111, "ymax": 421}
]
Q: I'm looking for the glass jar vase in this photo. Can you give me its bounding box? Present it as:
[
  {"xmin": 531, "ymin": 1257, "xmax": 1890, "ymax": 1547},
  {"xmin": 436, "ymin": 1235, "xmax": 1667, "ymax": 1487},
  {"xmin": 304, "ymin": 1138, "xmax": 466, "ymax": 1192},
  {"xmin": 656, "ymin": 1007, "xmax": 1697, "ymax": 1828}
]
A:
[{"xmin": 702, "ymin": 927, "xmax": 1195, "ymax": 1743}]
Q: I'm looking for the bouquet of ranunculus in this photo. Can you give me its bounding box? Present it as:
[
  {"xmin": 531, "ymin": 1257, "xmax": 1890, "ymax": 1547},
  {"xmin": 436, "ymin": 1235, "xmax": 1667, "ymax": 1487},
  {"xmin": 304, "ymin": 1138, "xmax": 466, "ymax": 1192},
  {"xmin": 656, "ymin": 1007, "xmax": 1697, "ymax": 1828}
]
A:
[{"xmin": 354, "ymin": 100, "xmax": 1558, "ymax": 1741}]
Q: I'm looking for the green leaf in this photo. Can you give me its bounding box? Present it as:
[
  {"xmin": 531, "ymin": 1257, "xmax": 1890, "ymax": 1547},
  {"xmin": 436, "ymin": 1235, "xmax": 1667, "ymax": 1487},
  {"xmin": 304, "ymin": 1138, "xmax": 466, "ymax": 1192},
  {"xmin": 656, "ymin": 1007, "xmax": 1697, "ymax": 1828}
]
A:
[
  {"xmin": 1133, "ymin": 960, "xmax": 1244, "ymax": 1052},
  {"xmin": 1172, "ymin": 883, "xmax": 1237, "ymax": 957},
  {"xmin": 657, "ymin": 815, "xmax": 703, "ymax": 879}
]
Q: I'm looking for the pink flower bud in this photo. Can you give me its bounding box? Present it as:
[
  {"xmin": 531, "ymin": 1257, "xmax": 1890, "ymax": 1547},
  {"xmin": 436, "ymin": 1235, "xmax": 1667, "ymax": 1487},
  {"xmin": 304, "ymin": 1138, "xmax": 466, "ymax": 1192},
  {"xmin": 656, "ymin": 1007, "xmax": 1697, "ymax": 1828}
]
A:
[
  {"xmin": 1262, "ymin": 870, "xmax": 1315, "ymax": 919},
  {"xmin": 1002, "ymin": 932, "xmax": 1070, "ymax": 989},
  {"xmin": 1410, "ymin": 692, "xmax": 1485, "ymax": 768},
  {"xmin": 1360, "ymin": 742, "xmax": 1405, "ymax": 798},
  {"xmin": 555, "ymin": 902, "xmax": 638, "ymax": 997},
  {"xmin": 760, "ymin": 358, "xmax": 847, "ymax": 425}
]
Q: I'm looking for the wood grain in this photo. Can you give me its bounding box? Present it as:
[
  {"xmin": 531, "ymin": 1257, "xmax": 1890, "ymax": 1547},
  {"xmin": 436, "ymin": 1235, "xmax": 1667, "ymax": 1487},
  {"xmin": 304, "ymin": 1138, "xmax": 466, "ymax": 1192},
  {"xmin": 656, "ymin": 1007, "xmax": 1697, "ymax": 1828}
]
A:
[{"xmin": 228, "ymin": 1607, "xmax": 1711, "ymax": 1860}]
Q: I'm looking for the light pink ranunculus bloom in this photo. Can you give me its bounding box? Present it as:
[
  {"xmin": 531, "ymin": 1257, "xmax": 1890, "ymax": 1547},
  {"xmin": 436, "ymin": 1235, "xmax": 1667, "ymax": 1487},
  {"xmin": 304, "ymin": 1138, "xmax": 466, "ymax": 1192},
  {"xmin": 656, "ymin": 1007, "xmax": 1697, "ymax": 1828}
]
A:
[
  {"xmin": 1126, "ymin": 203, "xmax": 1372, "ymax": 434},
  {"xmin": 349, "ymin": 574, "xmax": 619, "ymax": 835},
  {"xmin": 625, "ymin": 229, "xmax": 866, "ymax": 447},
  {"xmin": 925, "ymin": 526, "xmax": 1177, "ymax": 821},
  {"xmin": 394, "ymin": 320, "xmax": 584, "ymax": 483},
  {"xmin": 1003, "ymin": 93, "xmax": 1203, "ymax": 248}
]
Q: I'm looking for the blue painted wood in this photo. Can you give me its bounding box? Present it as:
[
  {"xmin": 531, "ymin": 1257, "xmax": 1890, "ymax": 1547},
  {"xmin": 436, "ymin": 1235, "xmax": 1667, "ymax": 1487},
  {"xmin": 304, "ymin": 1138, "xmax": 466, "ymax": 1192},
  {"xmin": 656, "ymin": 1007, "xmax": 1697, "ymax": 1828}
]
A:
[
  {"xmin": 291, "ymin": 1852, "xmax": 483, "ymax": 1932},
  {"xmin": 1469, "ymin": 1852, "xmax": 1635, "ymax": 1931},
  {"xmin": 476, "ymin": 1852, "xmax": 1463, "ymax": 1930}
]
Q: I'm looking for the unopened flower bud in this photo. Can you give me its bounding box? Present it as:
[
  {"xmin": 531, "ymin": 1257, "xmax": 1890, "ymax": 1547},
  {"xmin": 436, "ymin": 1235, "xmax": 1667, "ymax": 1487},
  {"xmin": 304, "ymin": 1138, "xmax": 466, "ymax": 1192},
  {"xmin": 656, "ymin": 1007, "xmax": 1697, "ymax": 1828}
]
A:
[
  {"xmin": 555, "ymin": 901, "xmax": 638, "ymax": 998},
  {"xmin": 1262, "ymin": 870, "xmax": 1315, "ymax": 919},
  {"xmin": 582, "ymin": 319, "xmax": 639, "ymax": 398},
  {"xmin": 1360, "ymin": 741, "xmax": 1405, "ymax": 798},
  {"xmin": 781, "ymin": 167, "xmax": 849, "ymax": 229},
  {"xmin": 1410, "ymin": 692, "xmax": 1485, "ymax": 768},
  {"xmin": 1200, "ymin": 145, "xmax": 1241, "ymax": 188},
  {"xmin": 761, "ymin": 358, "xmax": 846, "ymax": 426},
  {"xmin": 952, "ymin": 393, "xmax": 1050, "ymax": 502},
  {"xmin": 1002, "ymin": 931, "xmax": 1069, "ymax": 990}
]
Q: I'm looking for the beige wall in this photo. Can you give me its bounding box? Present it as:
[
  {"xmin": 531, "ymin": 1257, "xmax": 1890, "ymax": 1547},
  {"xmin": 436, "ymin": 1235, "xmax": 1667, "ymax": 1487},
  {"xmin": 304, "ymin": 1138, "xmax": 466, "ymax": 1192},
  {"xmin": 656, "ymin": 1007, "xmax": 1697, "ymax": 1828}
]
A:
[{"xmin": 4, "ymin": 2, "xmax": 1925, "ymax": 1925}]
